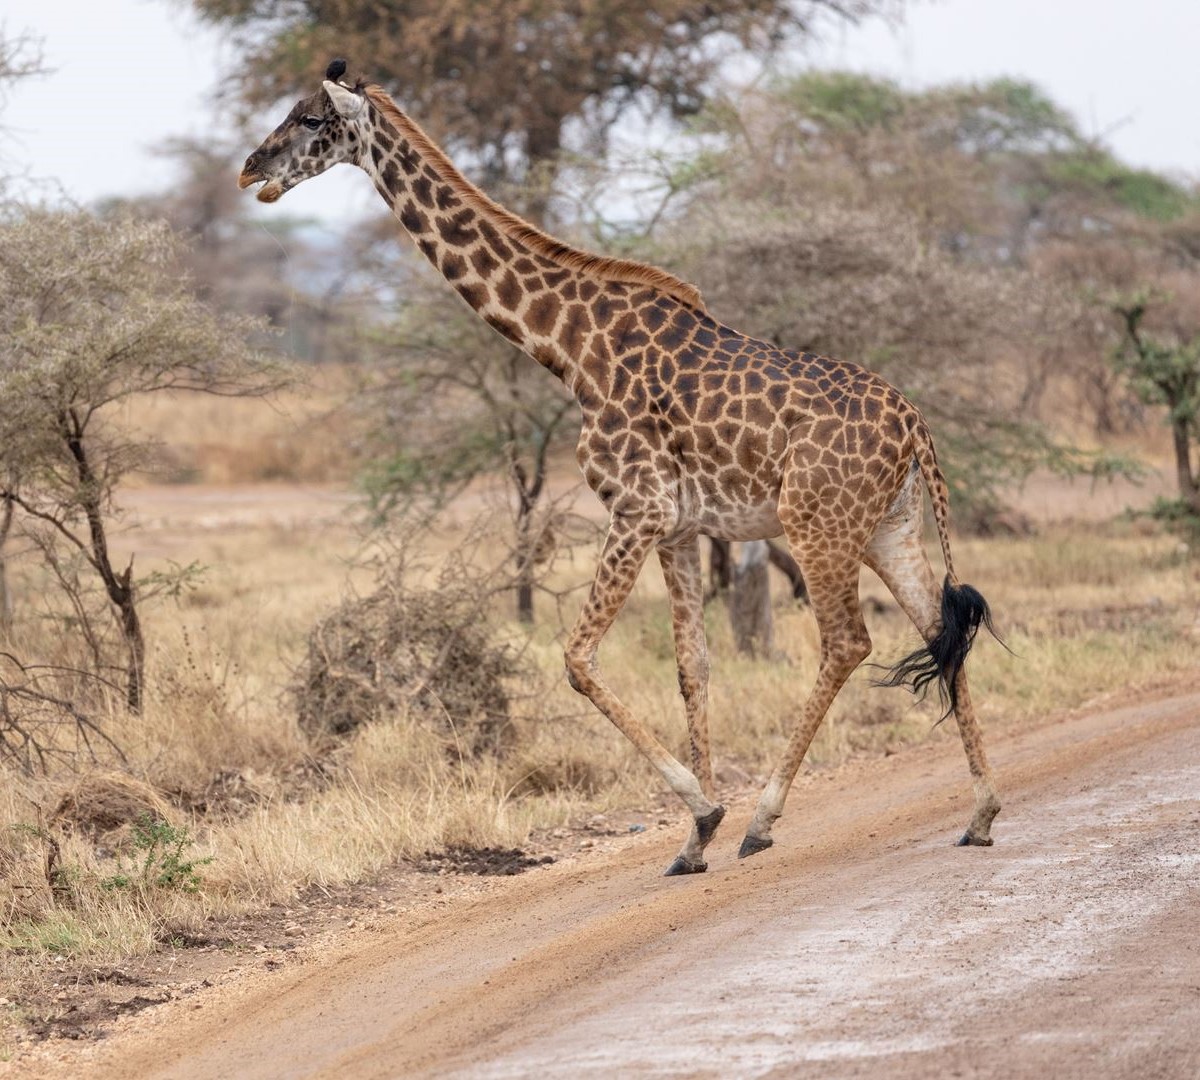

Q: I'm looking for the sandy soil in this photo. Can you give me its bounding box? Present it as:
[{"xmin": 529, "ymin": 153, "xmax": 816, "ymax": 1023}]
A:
[{"xmin": 12, "ymin": 687, "xmax": 1195, "ymax": 1080}]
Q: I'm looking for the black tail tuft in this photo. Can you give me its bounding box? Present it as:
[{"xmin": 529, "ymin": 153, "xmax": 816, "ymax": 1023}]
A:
[{"xmin": 875, "ymin": 576, "xmax": 997, "ymax": 720}]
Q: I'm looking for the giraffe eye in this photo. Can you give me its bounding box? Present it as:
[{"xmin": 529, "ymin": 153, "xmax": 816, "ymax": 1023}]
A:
[{"xmin": 301, "ymin": 116, "xmax": 323, "ymax": 131}]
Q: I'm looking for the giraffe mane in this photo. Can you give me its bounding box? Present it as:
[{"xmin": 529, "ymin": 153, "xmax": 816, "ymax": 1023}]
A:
[{"xmin": 363, "ymin": 85, "xmax": 705, "ymax": 312}]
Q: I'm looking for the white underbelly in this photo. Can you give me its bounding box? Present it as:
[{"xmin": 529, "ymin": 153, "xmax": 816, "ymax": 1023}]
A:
[{"xmin": 693, "ymin": 500, "xmax": 784, "ymax": 542}]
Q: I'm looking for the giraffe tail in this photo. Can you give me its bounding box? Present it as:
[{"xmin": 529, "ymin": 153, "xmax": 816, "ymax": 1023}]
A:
[{"xmin": 875, "ymin": 419, "xmax": 998, "ymax": 717}]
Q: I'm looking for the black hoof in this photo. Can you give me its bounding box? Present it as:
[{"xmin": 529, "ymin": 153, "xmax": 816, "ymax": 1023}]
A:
[
  {"xmin": 738, "ymin": 834, "xmax": 773, "ymax": 860},
  {"xmin": 664, "ymin": 856, "xmax": 707, "ymax": 876},
  {"xmin": 956, "ymin": 832, "xmax": 994, "ymax": 847},
  {"xmin": 695, "ymin": 805, "xmax": 727, "ymax": 845}
]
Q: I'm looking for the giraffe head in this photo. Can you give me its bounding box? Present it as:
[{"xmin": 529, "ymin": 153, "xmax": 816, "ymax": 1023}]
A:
[{"xmin": 238, "ymin": 59, "xmax": 366, "ymax": 202}]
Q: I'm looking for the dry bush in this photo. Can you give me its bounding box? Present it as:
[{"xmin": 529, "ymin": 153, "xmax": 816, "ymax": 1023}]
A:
[
  {"xmin": 293, "ymin": 552, "xmax": 525, "ymax": 757},
  {"xmin": 50, "ymin": 774, "xmax": 174, "ymax": 840},
  {"xmin": 506, "ymin": 737, "xmax": 620, "ymax": 798}
]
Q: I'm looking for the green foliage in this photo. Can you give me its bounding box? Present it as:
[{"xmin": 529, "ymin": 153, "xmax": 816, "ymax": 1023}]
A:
[
  {"xmin": 138, "ymin": 560, "xmax": 208, "ymax": 603},
  {"xmin": 360, "ymin": 426, "xmax": 506, "ymax": 518},
  {"xmin": 776, "ymin": 71, "xmax": 906, "ymax": 132},
  {"xmin": 763, "ymin": 72, "xmax": 1076, "ymax": 153},
  {"xmin": 659, "ymin": 148, "xmax": 725, "ymax": 200},
  {"xmin": 932, "ymin": 417, "xmax": 1143, "ymax": 533},
  {"xmin": 1107, "ymin": 293, "xmax": 1200, "ymax": 518},
  {"xmin": 1050, "ymin": 153, "xmax": 1194, "ymax": 220},
  {"xmin": 100, "ymin": 815, "xmax": 213, "ymax": 895},
  {"xmin": 1144, "ymin": 497, "xmax": 1200, "ymax": 545},
  {"xmin": 946, "ymin": 77, "xmax": 1079, "ymax": 153},
  {"xmin": 1110, "ymin": 319, "xmax": 1200, "ymax": 428}
]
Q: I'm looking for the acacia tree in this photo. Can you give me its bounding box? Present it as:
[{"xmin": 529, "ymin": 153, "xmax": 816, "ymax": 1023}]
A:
[
  {"xmin": 0, "ymin": 209, "xmax": 286, "ymax": 710},
  {"xmin": 1111, "ymin": 293, "xmax": 1200, "ymax": 516},
  {"xmin": 0, "ymin": 30, "xmax": 47, "ymax": 629}
]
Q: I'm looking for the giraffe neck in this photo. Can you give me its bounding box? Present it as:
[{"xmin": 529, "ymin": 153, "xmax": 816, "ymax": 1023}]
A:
[{"xmin": 356, "ymin": 93, "xmax": 611, "ymax": 387}]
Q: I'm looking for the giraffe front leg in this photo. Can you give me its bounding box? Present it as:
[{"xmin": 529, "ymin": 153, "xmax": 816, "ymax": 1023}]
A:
[
  {"xmin": 565, "ymin": 517, "xmax": 723, "ymax": 875},
  {"xmin": 659, "ymin": 539, "xmax": 727, "ymax": 875}
]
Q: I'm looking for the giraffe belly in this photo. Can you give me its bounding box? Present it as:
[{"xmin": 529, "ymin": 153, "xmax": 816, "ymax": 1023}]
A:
[{"xmin": 687, "ymin": 494, "xmax": 784, "ymax": 543}]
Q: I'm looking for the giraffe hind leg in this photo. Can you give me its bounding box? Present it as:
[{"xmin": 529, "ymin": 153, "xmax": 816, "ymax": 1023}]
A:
[{"xmin": 865, "ymin": 482, "xmax": 1001, "ymax": 845}]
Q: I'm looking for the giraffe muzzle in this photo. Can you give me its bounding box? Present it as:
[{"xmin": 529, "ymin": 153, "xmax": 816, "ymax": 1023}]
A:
[{"xmin": 237, "ymin": 168, "xmax": 286, "ymax": 203}]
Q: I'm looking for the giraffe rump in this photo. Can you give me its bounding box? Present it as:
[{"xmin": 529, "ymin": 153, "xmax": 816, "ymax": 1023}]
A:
[{"xmin": 875, "ymin": 576, "xmax": 996, "ymax": 719}]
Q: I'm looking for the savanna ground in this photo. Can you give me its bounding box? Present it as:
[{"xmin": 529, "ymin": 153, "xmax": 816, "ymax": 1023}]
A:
[{"xmin": 1, "ymin": 383, "xmax": 1199, "ymax": 1072}]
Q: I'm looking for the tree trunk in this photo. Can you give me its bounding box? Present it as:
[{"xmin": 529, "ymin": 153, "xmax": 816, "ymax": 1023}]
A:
[
  {"xmin": 62, "ymin": 411, "xmax": 146, "ymax": 711},
  {"xmin": 727, "ymin": 541, "xmax": 773, "ymax": 658},
  {"xmin": 114, "ymin": 563, "xmax": 146, "ymax": 713},
  {"xmin": 520, "ymin": 121, "xmax": 564, "ymax": 226},
  {"xmin": 1171, "ymin": 417, "xmax": 1200, "ymax": 513},
  {"xmin": 515, "ymin": 500, "xmax": 536, "ymax": 624},
  {"xmin": 707, "ymin": 538, "xmax": 732, "ymax": 600},
  {"xmin": 89, "ymin": 519, "xmax": 145, "ymax": 712},
  {"xmin": 0, "ymin": 494, "xmax": 13, "ymax": 634}
]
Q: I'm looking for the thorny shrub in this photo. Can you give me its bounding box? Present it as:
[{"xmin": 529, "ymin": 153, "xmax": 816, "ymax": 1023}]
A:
[{"xmin": 293, "ymin": 540, "xmax": 532, "ymax": 758}]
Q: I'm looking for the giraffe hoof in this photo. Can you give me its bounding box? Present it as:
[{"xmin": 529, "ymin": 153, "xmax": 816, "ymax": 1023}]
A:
[
  {"xmin": 956, "ymin": 832, "xmax": 994, "ymax": 847},
  {"xmin": 664, "ymin": 856, "xmax": 707, "ymax": 876},
  {"xmin": 738, "ymin": 834, "xmax": 773, "ymax": 860},
  {"xmin": 695, "ymin": 805, "xmax": 727, "ymax": 845}
]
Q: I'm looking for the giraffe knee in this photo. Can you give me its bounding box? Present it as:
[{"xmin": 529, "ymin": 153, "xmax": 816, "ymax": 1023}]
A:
[
  {"xmin": 830, "ymin": 626, "xmax": 872, "ymax": 668},
  {"xmin": 677, "ymin": 654, "xmax": 710, "ymax": 700},
  {"xmin": 564, "ymin": 644, "xmax": 596, "ymax": 695}
]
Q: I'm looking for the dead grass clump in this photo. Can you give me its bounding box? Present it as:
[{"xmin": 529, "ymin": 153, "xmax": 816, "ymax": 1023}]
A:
[
  {"xmin": 51, "ymin": 774, "xmax": 174, "ymax": 840},
  {"xmin": 294, "ymin": 569, "xmax": 519, "ymax": 756},
  {"xmin": 509, "ymin": 754, "xmax": 617, "ymax": 797},
  {"xmin": 178, "ymin": 767, "xmax": 279, "ymax": 819}
]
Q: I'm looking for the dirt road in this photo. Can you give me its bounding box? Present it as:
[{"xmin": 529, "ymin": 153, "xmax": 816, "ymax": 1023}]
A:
[{"xmin": 58, "ymin": 690, "xmax": 1200, "ymax": 1078}]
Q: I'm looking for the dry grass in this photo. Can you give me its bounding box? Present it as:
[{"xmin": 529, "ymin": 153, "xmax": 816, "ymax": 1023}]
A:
[
  {"xmin": 113, "ymin": 365, "xmax": 360, "ymax": 485},
  {"xmin": 1, "ymin": 473, "xmax": 1198, "ymax": 1053}
]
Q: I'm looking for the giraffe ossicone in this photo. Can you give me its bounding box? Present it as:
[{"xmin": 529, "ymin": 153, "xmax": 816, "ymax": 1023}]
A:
[{"xmin": 239, "ymin": 62, "xmax": 1001, "ymax": 874}]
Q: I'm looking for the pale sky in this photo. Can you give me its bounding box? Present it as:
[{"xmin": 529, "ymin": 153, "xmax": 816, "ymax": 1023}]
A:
[{"xmin": 5, "ymin": 0, "xmax": 1200, "ymax": 228}]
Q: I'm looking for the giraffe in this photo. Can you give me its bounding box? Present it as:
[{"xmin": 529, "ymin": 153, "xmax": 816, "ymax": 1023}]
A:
[{"xmin": 239, "ymin": 60, "xmax": 1001, "ymax": 875}]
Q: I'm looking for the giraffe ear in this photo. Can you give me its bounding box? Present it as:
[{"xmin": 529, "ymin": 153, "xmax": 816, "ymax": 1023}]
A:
[{"xmin": 323, "ymin": 80, "xmax": 364, "ymax": 119}]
